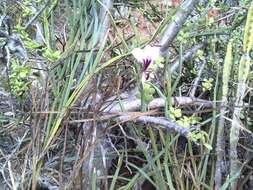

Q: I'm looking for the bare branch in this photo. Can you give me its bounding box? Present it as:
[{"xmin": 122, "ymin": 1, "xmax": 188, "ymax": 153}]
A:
[
  {"xmin": 98, "ymin": 0, "xmax": 113, "ymax": 46},
  {"xmin": 171, "ymin": 43, "xmax": 205, "ymax": 72},
  {"xmin": 159, "ymin": 0, "xmax": 200, "ymax": 56},
  {"xmin": 190, "ymin": 60, "xmax": 206, "ymax": 97},
  {"xmin": 104, "ymin": 96, "xmax": 213, "ymax": 113},
  {"xmin": 117, "ymin": 115, "xmax": 191, "ymax": 138}
]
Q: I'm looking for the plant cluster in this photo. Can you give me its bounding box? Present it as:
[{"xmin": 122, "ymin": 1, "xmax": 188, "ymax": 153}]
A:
[{"xmin": 0, "ymin": 0, "xmax": 252, "ymax": 190}]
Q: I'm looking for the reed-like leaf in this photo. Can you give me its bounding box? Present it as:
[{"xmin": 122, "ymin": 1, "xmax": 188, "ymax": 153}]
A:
[
  {"xmin": 215, "ymin": 40, "xmax": 233, "ymax": 189},
  {"xmin": 230, "ymin": 1, "xmax": 253, "ymax": 188}
]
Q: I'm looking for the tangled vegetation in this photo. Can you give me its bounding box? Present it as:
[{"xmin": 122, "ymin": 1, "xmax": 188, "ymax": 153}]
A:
[{"xmin": 0, "ymin": 0, "xmax": 253, "ymax": 189}]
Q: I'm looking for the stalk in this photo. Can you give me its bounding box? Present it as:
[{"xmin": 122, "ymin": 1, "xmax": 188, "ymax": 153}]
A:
[
  {"xmin": 215, "ymin": 40, "xmax": 233, "ymax": 189},
  {"xmin": 230, "ymin": 1, "xmax": 253, "ymax": 188}
]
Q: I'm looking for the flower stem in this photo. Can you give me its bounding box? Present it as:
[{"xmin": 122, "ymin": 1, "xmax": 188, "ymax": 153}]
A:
[
  {"xmin": 140, "ymin": 76, "xmax": 147, "ymax": 112},
  {"xmin": 164, "ymin": 56, "xmax": 172, "ymax": 118}
]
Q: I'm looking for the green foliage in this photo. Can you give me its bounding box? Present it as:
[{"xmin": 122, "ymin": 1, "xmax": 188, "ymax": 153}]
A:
[
  {"xmin": 191, "ymin": 130, "xmax": 213, "ymax": 150},
  {"xmin": 149, "ymin": 57, "xmax": 165, "ymax": 79},
  {"xmin": 169, "ymin": 106, "xmax": 201, "ymax": 127},
  {"xmin": 22, "ymin": 5, "xmax": 34, "ymax": 17},
  {"xmin": 177, "ymin": 30, "xmax": 190, "ymax": 44},
  {"xmin": 222, "ymin": 40, "xmax": 233, "ymax": 97},
  {"xmin": 169, "ymin": 106, "xmax": 182, "ymax": 119},
  {"xmin": 243, "ymin": 0, "xmax": 253, "ymax": 53},
  {"xmin": 194, "ymin": 49, "xmax": 205, "ymax": 62},
  {"xmin": 14, "ymin": 25, "xmax": 41, "ymax": 50},
  {"xmin": 42, "ymin": 48, "xmax": 61, "ymax": 62},
  {"xmin": 9, "ymin": 59, "xmax": 31, "ymax": 97},
  {"xmin": 137, "ymin": 82, "xmax": 156, "ymax": 102},
  {"xmin": 202, "ymin": 78, "xmax": 214, "ymax": 91}
]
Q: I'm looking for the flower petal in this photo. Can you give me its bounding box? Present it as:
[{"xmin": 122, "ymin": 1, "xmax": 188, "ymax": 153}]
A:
[
  {"xmin": 150, "ymin": 46, "xmax": 161, "ymax": 61},
  {"xmin": 142, "ymin": 58, "xmax": 152, "ymax": 72},
  {"xmin": 132, "ymin": 45, "xmax": 161, "ymax": 64},
  {"xmin": 132, "ymin": 48, "xmax": 144, "ymax": 62},
  {"xmin": 143, "ymin": 45, "xmax": 161, "ymax": 63}
]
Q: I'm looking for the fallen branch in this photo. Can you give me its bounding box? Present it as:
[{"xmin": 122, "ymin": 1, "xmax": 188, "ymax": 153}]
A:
[
  {"xmin": 104, "ymin": 96, "xmax": 213, "ymax": 113},
  {"xmin": 117, "ymin": 115, "xmax": 191, "ymax": 138}
]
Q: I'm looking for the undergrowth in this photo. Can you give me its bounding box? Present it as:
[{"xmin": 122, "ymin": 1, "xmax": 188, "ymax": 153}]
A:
[{"xmin": 0, "ymin": 0, "xmax": 252, "ymax": 190}]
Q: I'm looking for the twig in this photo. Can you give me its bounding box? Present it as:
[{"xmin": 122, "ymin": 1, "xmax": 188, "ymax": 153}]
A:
[
  {"xmin": 3, "ymin": 45, "xmax": 15, "ymax": 116},
  {"xmin": 190, "ymin": 60, "xmax": 206, "ymax": 97},
  {"xmin": 59, "ymin": 125, "xmax": 68, "ymax": 189},
  {"xmin": 8, "ymin": 161, "xmax": 17, "ymax": 190},
  {"xmin": 171, "ymin": 43, "xmax": 205, "ymax": 72}
]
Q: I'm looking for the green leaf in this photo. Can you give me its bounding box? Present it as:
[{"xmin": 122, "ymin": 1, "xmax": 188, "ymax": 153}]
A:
[
  {"xmin": 174, "ymin": 108, "xmax": 182, "ymax": 118},
  {"xmin": 42, "ymin": 48, "xmax": 61, "ymax": 62},
  {"xmin": 204, "ymin": 143, "xmax": 213, "ymax": 150}
]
